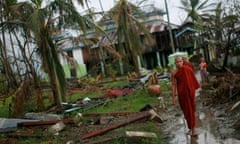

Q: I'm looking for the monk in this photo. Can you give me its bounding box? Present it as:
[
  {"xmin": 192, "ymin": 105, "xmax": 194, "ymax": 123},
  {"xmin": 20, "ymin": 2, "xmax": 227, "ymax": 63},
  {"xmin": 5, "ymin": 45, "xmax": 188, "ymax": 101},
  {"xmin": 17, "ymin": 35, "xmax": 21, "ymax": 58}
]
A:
[
  {"xmin": 171, "ymin": 57, "xmax": 200, "ymax": 136},
  {"xmin": 183, "ymin": 56, "xmax": 194, "ymax": 71}
]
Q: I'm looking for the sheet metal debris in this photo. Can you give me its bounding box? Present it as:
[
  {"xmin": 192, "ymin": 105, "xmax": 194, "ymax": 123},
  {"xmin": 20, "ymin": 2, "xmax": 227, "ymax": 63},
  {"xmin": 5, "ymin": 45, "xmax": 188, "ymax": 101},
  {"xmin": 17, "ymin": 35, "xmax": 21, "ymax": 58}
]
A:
[
  {"xmin": 0, "ymin": 118, "xmax": 38, "ymax": 133},
  {"xmin": 24, "ymin": 112, "xmax": 61, "ymax": 121},
  {"xmin": 17, "ymin": 119, "xmax": 74, "ymax": 127}
]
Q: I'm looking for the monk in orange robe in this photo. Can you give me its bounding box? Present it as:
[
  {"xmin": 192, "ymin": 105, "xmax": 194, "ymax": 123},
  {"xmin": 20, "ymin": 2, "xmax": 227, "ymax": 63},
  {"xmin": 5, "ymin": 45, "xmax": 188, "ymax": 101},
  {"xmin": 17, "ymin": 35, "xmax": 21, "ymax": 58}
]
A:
[
  {"xmin": 171, "ymin": 57, "xmax": 200, "ymax": 136},
  {"xmin": 182, "ymin": 56, "xmax": 194, "ymax": 71}
]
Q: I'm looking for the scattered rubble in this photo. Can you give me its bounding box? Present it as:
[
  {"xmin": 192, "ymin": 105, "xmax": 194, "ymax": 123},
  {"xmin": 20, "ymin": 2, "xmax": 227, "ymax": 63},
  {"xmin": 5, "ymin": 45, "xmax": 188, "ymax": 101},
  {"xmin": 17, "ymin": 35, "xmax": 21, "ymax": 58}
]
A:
[{"xmin": 1, "ymin": 70, "xmax": 240, "ymax": 143}]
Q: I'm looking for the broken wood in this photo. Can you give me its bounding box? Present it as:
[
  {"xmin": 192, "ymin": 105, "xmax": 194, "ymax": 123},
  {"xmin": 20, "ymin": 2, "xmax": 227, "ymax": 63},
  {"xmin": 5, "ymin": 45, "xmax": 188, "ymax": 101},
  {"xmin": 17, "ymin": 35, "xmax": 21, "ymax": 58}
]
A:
[
  {"xmin": 224, "ymin": 67, "xmax": 235, "ymax": 76},
  {"xmin": 82, "ymin": 111, "xmax": 140, "ymax": 117},
  {"xmin": 126, "ymin": 131, "xmax": 157, "ymax": 138},
  {"xmin": 8, "ymin": 133, "xmax": 43, "ymax": 138},
  {"xmin": 81, "ymin": 111, "xmax": 151, "ymax": 140},
  {"xmin": 0, "ymin": 138, "xmax": 17, "ymax": 144},
  {"xmin": 231, "ymin": 100, "xmax": 240, "ymax": 111},
  {"xmin": 63, "ymin": 99, "xmax": 110, "ymax": 114},
  {"xmin": 8, "ymin": 128, "xmax": 42, "ymax": 138},
  {"xmin": 148, "ymin": 109, "xmax": 163, "ymax": 123},
  {"xmin": 11, "ymin": 80, "xmax": 30, "ymax": 118},
  {"xmin": 18, "ymin": 119, "xmax": 74, "ymax": 127}
]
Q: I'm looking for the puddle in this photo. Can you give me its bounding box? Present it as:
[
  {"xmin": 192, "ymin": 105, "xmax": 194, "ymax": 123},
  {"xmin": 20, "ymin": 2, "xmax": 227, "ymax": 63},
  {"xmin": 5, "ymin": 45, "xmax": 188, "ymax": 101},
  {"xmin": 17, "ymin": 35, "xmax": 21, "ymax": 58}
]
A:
[
  {"xmin": 162, "ymin": 97, "xmax": 240, "ymax": 144},
  {"xmin": 162, "ymin": 72, "xmax": 240, "ymax": 144}
]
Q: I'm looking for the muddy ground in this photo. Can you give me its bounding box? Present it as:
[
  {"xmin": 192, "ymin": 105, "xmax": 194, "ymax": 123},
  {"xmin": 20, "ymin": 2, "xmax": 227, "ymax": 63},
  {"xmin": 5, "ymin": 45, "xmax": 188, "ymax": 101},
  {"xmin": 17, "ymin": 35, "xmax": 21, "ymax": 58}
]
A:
[
  {"xmin": 61, "ymin": 71, "xmax": 240, "ymax": 144},
  {"xmin": 44, "ymin": 72, "xmax": 240, "ymax": 144},
  {"xmin": 1, "ymin": 71, "xmax": 240, "ymax": 144},
  {"xmin": 160, "ymin": 71, "xmax": 240, "ymax": 144}
]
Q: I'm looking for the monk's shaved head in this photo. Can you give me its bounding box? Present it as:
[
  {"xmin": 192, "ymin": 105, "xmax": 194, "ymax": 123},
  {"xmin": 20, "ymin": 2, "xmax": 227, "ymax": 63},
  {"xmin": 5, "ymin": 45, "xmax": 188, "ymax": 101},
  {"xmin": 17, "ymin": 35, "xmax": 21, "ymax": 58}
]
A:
[{"xmin": 175, "ymin": 57, "xmax": 183, "ymax": 69}]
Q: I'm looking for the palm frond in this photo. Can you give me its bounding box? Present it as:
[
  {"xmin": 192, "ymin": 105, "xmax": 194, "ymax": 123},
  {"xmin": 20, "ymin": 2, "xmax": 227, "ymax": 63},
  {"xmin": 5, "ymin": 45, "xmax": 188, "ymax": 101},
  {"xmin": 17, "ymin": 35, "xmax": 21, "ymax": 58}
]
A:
[
  {"xmin": 180, "ymin": 0, "xmax": 191, "ymax": 8},
  {"xmin": 106, "ymin": 0, "xmax": 154, "ymax": 73}
]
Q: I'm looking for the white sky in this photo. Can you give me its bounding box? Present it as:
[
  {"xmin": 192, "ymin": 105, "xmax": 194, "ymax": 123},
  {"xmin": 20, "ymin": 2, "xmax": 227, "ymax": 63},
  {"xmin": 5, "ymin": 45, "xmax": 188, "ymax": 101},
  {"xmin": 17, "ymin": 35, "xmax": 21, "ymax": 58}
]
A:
[
  {"xmin": 18, "ymin": 0, "xmax": 219, "ymax": 25},
  {"xmin": 18, "ymin": 0, "xmax": 187, "ymax": 25},
  {"xmin": 78, "ymin": 0, "xmax": 187, "ymax": 25}
]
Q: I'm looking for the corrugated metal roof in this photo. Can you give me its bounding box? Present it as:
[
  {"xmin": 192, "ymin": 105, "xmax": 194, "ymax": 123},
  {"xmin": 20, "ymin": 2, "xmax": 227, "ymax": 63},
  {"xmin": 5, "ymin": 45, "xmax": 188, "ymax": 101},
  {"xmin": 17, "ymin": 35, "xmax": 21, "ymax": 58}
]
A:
[
  {"xmin": 0, "ymin": 118, "xmax": 38, "ymax": 133},
  {"xmin": 91, "ymin": 23, "xmax": 172, "ymax": 49},
  {"xmin": 175, "ymin": 27, "xmax": 198, "ymax": 38}
]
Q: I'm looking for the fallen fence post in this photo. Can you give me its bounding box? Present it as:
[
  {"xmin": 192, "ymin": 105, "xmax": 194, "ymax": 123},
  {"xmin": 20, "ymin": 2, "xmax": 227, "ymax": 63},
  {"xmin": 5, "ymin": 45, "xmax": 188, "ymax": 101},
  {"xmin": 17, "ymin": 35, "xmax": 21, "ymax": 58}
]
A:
[
  {"xmin": 81, "ymin": 111, "xmax": 151, "ymax": 140},
  {"xmin": 18, "ymin": 119, "xmax": 74, "ymax": 127}
]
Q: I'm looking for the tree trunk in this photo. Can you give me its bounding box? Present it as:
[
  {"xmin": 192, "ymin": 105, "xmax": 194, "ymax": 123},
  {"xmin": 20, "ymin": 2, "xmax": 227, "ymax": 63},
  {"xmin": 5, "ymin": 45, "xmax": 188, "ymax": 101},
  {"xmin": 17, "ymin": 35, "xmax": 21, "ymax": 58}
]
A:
[
  {"xmin": 222, "ymin": 32, "xmax": 232, "ymax": 69},
  {"xmin": 0, "ymin": 31, "xmax": 17, "ymax": 90},
  {"xmin": 9, "ymin": 30, "xmax": 22, "ymax": 81},
  {"xmin": 14, "ymin": 30, "xmax": 45, "ymax": 110}
]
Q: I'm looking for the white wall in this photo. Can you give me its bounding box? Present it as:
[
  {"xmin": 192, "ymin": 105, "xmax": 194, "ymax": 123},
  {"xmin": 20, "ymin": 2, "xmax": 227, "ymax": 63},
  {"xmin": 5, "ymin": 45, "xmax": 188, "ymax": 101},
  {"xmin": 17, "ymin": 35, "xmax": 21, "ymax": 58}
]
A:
[{"xmin": 73, "ymin": 49, "xmax": 84, "ymax": 64}]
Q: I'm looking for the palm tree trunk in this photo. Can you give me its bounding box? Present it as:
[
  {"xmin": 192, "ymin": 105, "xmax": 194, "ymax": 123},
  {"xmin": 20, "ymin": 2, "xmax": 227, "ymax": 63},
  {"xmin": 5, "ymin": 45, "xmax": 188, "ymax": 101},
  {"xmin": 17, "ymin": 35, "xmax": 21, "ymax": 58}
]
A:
[
  {"xmin": 222, "ymin": 32, "xmax": 231, "ymax": 69},
  {"xmin": 40, "ymin": 27, "xmax": 66, "ymax": 109},
  {"xmin": 164, "ymin": 0, "xmax": 175, "ymax": 53}
]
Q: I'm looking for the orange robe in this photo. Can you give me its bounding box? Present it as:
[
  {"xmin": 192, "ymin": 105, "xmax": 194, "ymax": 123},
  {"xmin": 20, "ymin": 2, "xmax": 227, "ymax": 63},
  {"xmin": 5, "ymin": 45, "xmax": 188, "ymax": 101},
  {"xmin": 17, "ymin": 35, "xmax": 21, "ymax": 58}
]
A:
[
  {"xmin": 174, "ymin": 65, "xmax": 200, "ymax": 129},
  {"xmin": 183, "ymin": 61, "xmax": 194, "ymax": 71}
]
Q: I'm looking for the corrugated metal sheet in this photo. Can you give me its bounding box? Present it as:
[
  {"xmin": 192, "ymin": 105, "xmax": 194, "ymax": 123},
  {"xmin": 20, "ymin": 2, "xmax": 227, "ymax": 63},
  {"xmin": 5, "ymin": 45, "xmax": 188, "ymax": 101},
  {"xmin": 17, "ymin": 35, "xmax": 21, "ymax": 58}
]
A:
[
  {"xmin": 0, "ymin": 118, "xmax": 38, "ymax": 133},
  {"xmin": 92, "ymin": 23, "xmax": 171, "ymax": 49}
]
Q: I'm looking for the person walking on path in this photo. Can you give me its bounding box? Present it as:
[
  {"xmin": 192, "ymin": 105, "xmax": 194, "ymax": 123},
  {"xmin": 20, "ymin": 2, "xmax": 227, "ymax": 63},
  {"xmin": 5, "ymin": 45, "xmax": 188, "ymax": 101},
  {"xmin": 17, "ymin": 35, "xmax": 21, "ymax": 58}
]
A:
[
  {"xmin": 198, "ymin": 57, "xmax": 208, "ymax": 85},
  {"xmin": 171, "ymin": 57, "xmax": 200, "ymax": 136}
]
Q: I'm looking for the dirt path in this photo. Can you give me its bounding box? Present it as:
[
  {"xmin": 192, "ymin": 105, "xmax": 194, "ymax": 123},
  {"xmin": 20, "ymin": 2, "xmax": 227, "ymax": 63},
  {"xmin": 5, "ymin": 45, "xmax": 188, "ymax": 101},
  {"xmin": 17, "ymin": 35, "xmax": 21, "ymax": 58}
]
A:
[{"xmin": 161, "ymin": 72, "xmax": 240, "ymax": 144}]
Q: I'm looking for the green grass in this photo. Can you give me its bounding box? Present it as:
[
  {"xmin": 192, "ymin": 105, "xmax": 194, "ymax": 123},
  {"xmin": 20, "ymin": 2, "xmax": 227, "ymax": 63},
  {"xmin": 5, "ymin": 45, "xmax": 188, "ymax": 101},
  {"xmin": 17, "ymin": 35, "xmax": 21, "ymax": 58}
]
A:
[
  {"xmin": 84, "ymin": 90, "xmax": 157, "ymax": 113},
  {"xmin": 101, "ymin": 79, "xmax": 129, "ymax": 88},
  {"xmin": 0, "ymin": 96, "xmax": 13, "ymax": 117},
  {"xmin": 73, "ymin": 81, "xmax": 169, "ymax": 144},
  {"xmin": 0, "ymin": 104, "xmax": 9, "ymax": 117},
  {"xmin": 66, "ymin": 90, "xmax": 105, "ymax": 103},
  {"xmin": 0, "ymin": 78, "xmax": 171, "ymax": 144}
]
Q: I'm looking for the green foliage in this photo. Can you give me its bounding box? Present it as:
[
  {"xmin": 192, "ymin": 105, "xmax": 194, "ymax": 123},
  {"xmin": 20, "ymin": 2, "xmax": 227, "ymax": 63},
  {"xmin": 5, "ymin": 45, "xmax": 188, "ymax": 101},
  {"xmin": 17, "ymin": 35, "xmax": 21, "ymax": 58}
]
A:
[
  {"xmin": 0, "ymin": 96, "xmax": 13, "ymax": 117},
  {"xmin": 102, "ymin": 79, "xmax": 128, "ymax": 88},
  {"xmin": 108, "ymin": 0, "xmax": 155, "ymax": 74},
  {"xmin": 0, "ymin": 74, "xmax": 9, "ymax": 95},
  {"xmin": 0, "ymin": 104, "xmax": 10, "ymax": 117},
  {"xmin": 122, "ymin": 59, "xmax": 135, "ymax": 73},
  {"xmin": 235, "ymin": 47, "xmax": 240, "ymax": 55},
  {"xmin": 66, "ymin": 90, "xmax": 105, "ymax": 102},
  {"xmin": 0, "ymin": 78, "xmax": 171, "ymax": 143},
  {"xmin": 154, "ymin": 65, "xmax": 163, "ymax": 72},
  {"xmin": 105, "ymin": 63, "xmax": 118, "ymax": 77},
  {"xmin": 15, "ymin": 137, "xmax": 62, "ymax": 144},
  {"xmin": 159, "ymin": 81, "xmax": 171, "ymax": 91}
]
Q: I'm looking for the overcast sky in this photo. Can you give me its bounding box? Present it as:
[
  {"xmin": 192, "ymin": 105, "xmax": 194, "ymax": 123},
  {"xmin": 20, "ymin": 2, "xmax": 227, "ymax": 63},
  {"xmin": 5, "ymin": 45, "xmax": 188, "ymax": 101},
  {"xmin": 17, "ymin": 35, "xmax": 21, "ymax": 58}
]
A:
[
  {"xmin": 17, "ymin": 0, "xmax": 187, "ymax": 25},
  {"xmin": 77, "ymin": 0, "xmax": 188, "ymax": 25},
  {"xmin": 18, "ymin": 0, "xmax": 219, "ymax": 25}
]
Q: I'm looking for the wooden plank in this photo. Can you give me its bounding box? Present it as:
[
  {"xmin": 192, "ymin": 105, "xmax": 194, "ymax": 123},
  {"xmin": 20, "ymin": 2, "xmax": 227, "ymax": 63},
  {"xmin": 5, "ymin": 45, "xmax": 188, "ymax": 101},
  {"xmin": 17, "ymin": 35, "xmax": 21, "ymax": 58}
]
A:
[
  {"xmin": 81, "ymin": 111, "xmax": 151, "ymax": 140},
  {"xmin": 126, "ymin": 131, "xmax": 157, "ymax": 138},
  {"xmin": 18, "ymin": 119, "xmax": 74, "ymax": 127}
]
